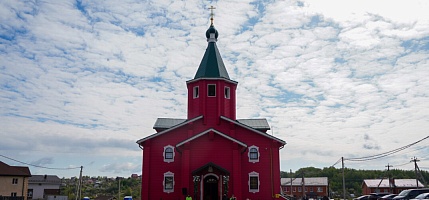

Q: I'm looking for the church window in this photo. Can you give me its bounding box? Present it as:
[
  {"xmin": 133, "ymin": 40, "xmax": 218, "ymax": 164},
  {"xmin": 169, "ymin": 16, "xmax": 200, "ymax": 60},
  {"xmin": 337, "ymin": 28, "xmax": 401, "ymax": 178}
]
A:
[
  {"xmin": 163, "ymin": 171, "xmax": 174, "ymax": 193},
  {"xmin": 208, "ymin": 84, "xmax": 216, "ymax": 96},
  {"xmin": 248, "ymin": 146, "xmax": 260, "ymax": 163},
  {"xmin": 224, "ymin": 86, "xmax": 230, "ymax": 99},
  {"xmin": 248, "ymin": 171, "xmax": 259, "ymax": 193},
  {"xmin": 163, "ymin": 145, "xmax": 175, "ymax": 163},
  {"xmin": 193, "ymin": 86, "xmax": 199, "ymax": 98}
]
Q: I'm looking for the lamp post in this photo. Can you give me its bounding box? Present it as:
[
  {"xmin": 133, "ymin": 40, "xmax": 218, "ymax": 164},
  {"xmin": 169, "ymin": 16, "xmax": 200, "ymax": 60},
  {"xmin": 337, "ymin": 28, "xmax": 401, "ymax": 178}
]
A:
[
  {"xmin": 223, "ymin": 175, "xmax": 230, "ymax": 196},
  {"xmin": 193, "ymin": 175, "xmax": 201, "ymax": 200}
]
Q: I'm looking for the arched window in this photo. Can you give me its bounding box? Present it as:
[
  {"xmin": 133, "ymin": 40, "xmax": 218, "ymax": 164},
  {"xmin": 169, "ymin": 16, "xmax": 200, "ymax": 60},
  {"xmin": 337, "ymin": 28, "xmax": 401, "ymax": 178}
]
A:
[
  {"xmin": 163, "ymin": 145, "xmax": 175, "ymax": 163},
  {"xmin": 248, "ymin": 171, "xmax": 260, "ymax": 193},
  {"xmin": 163, "ymin": 171, "xmax": 174, "ymax": 193},
  {"xmin": 248, "ymin": 145, "xmax": 260, "ymax": 163}
]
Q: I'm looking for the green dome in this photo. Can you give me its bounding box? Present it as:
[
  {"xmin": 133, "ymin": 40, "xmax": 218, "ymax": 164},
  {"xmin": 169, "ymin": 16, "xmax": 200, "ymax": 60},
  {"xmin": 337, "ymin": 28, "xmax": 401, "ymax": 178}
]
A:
[{"xmin": 205, "ymin": 25, "xmax": 218, "ymax": 39}]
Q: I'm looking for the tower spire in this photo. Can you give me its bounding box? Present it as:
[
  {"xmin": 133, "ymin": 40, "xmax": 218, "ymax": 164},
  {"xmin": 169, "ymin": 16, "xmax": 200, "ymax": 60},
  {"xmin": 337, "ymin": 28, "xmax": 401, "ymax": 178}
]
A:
[{"xmin": 208, "ymin": 6, "xmax": 216, "ymax": 25}]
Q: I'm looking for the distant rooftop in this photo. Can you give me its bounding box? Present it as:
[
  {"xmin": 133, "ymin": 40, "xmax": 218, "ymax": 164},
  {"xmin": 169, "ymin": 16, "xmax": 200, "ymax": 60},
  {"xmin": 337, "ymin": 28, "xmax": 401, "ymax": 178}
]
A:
[
  {"xmin": 364, "ymin": 179, "xmax": 424, "ymax": 188},
  {"xmin": 281, "ymin": 177, "xmax": 328, "ymax": 186}
]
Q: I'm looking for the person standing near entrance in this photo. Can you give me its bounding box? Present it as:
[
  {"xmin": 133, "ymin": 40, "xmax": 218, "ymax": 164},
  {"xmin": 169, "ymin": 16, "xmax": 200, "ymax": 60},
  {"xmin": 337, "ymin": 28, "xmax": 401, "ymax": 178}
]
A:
[
  {"xmin": 185, "ymin": 194, "xmax": 192, "ymax": 200},
  {"xmin": 230, "ymin": 194, "xmax": 236, "ymax": 200}
]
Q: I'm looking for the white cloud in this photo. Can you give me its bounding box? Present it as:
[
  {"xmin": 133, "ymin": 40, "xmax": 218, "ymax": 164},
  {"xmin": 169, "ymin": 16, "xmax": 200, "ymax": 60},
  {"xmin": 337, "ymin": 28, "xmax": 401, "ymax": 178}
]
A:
[{"xmin": 1, "ymin": 0, "xmax": 428, "ymax": 177}]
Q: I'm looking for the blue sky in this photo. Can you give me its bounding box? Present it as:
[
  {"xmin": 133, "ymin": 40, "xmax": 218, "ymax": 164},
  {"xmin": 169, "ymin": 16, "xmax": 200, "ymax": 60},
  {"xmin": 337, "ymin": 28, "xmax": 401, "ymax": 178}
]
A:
[{"xmin": 1, "ymin": 0, "xmax": 428, "ymax": 178}]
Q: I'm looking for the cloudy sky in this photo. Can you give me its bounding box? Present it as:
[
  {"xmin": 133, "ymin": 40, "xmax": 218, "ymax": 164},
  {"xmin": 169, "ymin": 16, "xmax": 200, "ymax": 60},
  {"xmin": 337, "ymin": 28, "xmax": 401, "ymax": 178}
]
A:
[{"xmin": 1, "ymin": 0, "xmax": 428, "ymax": 178}]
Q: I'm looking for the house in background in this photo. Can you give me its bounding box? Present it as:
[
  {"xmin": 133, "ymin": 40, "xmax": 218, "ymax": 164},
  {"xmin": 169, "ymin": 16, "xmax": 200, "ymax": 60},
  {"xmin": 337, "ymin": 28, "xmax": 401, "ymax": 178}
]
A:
[
  {"xmin": 0, "ymin": 161, "xmax": 31, "ymax": 200},
  {"xmin": 281, "ymin": 177, "xmax": 329, "ymax": 199},
  {"xmin": 28, "ymin": 175, "xmax": 62, "ymax": 200},
  {"xmin": 362, "ymin": 179, "xmax": 424, "ymax": 195}
]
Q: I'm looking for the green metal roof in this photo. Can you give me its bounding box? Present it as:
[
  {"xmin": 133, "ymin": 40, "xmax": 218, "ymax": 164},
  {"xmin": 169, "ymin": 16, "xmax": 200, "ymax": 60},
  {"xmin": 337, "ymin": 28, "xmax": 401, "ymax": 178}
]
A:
[{"xmin": 194, "ymin": 25, "xmax": 230, "ymax": 79}]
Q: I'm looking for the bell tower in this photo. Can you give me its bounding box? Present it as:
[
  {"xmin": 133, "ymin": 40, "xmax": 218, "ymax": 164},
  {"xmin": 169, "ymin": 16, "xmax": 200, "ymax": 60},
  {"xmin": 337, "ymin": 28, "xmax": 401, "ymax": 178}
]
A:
[{"xmin": 186, "ymin": 8, "xmax": 237, "ymax": 124}]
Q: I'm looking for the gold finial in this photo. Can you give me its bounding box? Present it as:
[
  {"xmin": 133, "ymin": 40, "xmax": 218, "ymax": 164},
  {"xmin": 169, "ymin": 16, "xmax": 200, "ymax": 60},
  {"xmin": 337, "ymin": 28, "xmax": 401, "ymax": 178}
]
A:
[{"xmin": 208, "ymin": 6, "xmax": 216, "ymax": 25}]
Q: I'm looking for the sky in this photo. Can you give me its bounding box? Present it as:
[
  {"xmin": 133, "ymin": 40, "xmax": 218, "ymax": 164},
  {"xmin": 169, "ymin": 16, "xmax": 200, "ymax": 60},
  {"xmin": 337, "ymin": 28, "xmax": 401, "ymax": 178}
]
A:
[{"xmin": 1, "ymin": 0, "xmax": 428, "ymax": 178}]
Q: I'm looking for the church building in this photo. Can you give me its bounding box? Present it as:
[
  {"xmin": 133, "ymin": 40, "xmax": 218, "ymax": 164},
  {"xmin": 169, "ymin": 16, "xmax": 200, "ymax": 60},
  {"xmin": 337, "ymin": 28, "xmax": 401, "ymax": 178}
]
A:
[{"xmin": 136, "ymin": 12, "xmax": 286, "ymax": 200}]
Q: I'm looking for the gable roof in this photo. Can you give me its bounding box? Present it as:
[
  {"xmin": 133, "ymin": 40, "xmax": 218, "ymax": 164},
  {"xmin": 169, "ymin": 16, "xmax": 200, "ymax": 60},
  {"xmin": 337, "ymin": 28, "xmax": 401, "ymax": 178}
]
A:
[
  {"xmin": 176, "ymin": 128, "xmax": 247, "ymax": 149},
  {"xmin": 363, "ymin": 179, "xmax": 424, "ymax": 188},
  {"xmin": 153, "ymin": 118, "xmax": 271, "ymax": 131},
  {"xmin": 192, "ymin": 162, "xmax": 230, "ymax": 175},
  {"xmin": 29, "ymin": 175, "xmax": 61, "ymax": 184},
  {"xmin": 0, "ymin": 161, "xmax": 31, "ymax": 177},
  {"xmin": 136, "ymin": 115, "xmax": 203, "ymax": 144},
  {"xmin": 220, "ymin": 116, "xmax": 286, "ymax": 145},
  {"xmin": 281, "ymin": 177, "xmax": 328, "ymax": 186}
]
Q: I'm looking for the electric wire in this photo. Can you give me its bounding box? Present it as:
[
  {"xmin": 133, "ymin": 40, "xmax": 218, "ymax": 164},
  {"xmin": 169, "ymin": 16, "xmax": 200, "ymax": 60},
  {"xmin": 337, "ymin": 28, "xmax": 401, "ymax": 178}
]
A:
[
  {"xmin": 345, "ymin": 136, "xmax": 429, "ymax": 162},
  {"xmin": 0, "ymin": 154, "xmax": 81, "ymax": 170}
]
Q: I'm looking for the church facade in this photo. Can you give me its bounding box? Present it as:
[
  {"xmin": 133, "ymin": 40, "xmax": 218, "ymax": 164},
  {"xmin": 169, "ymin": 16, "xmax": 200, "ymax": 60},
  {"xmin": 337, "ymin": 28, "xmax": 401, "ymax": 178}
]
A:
[{"xmin": 137, "ymin": 18, "xmax": 286, "ymax": 200}]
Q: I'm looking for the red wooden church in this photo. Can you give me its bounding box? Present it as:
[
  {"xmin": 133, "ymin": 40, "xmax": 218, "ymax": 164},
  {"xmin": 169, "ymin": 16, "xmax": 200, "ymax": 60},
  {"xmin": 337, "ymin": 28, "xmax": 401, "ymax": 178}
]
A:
[{"xmin": 136, "ymin": 15, "xmax": 286, "ymax": 200}]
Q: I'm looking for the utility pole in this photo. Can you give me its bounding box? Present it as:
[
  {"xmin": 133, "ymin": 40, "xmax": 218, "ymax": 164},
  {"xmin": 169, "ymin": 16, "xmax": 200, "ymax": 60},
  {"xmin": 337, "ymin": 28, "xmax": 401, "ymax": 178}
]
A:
[
  {"xmin": 290, "ymin": 169, "xmax": 293, "ymax": 196},
  {"xmin": 75, "ymin": 166, "xmax": 83, "ymax": 200},
  {"xmin": 385, "ymin": 163, "xmax": 393, "ymax": 193},
  {"xmin": 302, "ymin": 172, "xmax": 305, "ymax": 199},
  {"xmin": 411, "ymin": 157, "xmax": 420, "ymax": 188},
  {"xmin": 342, "ymin": 157, "xmax": 346, "ymax": 200},
  {"xmin": 118, "ymin": 177, "xmax": 122, "ymax": 200}
]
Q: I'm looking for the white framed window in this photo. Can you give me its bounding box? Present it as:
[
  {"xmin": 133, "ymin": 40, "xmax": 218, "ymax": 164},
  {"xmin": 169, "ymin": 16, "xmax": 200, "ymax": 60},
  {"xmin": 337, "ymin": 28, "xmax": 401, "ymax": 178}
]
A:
[
  {"xmin": 11, "ymin": 193, "xmax": 17, "ymax": 197},
  {"xmin": 248, "ymin": 146, "xmax": 260, "ymax": 163},
  {"xmin": 163, "ymin": 172, "xmax": 174, "ymax": 193},
  {"xmin": 317, "ymin": 187, "xmax": 323, "ymax": 192},
  {"xmin": 193, "ymin": 86, "xmax": 199, "ymax": 98},
  {"xmin": 163, "ymin": 145, "xmax": 175, "ymax": 163},
  {"xmin": 248, "ymin": 171, "xmax": 260, "ymax": 193},
  {"xmin": 208, "ymin": 84, "xmax": 216, "ymax": 97},
  {"xmin": 224, "ymin": 87, "xmax": 230, "ymax": 99},
  {"xmin": 12, "ymin": 178, "xmax": 18, "ymax": 184},
  {"xmin": 310, "ymin": 187, "xmax": 313, "ymax": 192}
]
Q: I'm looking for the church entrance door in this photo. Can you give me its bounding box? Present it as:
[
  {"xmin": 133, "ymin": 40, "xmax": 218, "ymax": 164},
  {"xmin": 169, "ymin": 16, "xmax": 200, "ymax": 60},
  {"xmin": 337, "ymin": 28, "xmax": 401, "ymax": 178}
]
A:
[{"xmin": 203, "ymin": 175, "xmax": 218, "ymax": 200}]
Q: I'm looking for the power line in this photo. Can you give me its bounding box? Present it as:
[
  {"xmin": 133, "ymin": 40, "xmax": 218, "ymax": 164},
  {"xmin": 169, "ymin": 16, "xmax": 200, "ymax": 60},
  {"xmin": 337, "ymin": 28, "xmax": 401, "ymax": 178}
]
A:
[
  {"xmin": 0, "ymin": 154, "xmax": 81, "ymax": 170},
  {"xmin": 345, "ymin": 136, "xmax": 429, "ymax": 162}
]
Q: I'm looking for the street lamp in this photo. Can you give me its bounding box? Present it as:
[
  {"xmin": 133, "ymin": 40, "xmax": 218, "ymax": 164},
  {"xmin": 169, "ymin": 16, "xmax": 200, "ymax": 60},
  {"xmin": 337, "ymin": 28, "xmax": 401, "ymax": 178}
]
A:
[{"xmin": 193, "ymin": 175, "xmax": 201, "ymax": 200}]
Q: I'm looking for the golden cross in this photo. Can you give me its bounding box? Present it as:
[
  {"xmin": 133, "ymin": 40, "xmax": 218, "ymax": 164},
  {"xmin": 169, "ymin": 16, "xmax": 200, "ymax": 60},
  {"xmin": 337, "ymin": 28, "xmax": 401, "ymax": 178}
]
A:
[{"xmin": 208, "ymin": 6, "xmax": 216, "ymax": 25}]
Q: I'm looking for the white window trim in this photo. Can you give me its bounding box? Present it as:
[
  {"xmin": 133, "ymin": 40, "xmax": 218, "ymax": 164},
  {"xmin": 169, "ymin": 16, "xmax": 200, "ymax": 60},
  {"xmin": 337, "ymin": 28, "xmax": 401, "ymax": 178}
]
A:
[
  {"xmin": 248, "ymin": 171, "xmax": 260, "ymax": 193},
  {"xmin": 193, "ymin": 86, "xmax": 199, "ymax": 98},
  {"xmin": 163, "ymin": 171, "xmax": 174, "ymax": 193},
  {"xmin": 317, "ymin": 187, "xmax": 323, "ymax": 192},
  {"xmin": 207, "ymin": 84, "xmax": 216, "ymax": 97},
  {"xmin": 224, "ymin": 86, "xmax": 230, "ymax": 99},
  {"xmin": 163, "ymin": 145, "xmax": 175, "ymax": 163},
  {"xmin": 248, "ymin": 145, "xmax": 260, "ymax": 163}
]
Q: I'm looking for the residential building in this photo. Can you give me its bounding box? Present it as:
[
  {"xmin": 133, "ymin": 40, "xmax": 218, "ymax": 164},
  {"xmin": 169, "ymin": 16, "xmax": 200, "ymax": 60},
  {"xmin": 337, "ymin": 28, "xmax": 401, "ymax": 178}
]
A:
[
  {"xmin": 136, "ymin": 15, "xmax": 286, "ymax": 200},
  {"xmin": 28, "ymin": 175, "xmax": 61, "ymax": 200},
  {"xmin": 281, "ymin": 177, "xmax": 329, "ymax": 199},
  {"xmin": 362, "ymin": 179, "xmax": 424, "ymax": 195},
  {"xmin": 0, "ymin": 161, "xmax": 31, "ymax": 200}
]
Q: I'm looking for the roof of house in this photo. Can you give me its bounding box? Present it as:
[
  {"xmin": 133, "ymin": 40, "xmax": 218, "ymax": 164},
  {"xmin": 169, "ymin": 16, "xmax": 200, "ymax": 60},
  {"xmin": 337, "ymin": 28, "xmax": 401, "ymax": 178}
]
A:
[
  {"xmin": 138, "ymin": 115, "xmax": 285, "ymax": 146},
  {"xmin": 153, "ymin": 118, "xmax": 270, "ymax": 131},
  {"xmin": 0, "ymin": 161, "xmax": 31, "ymax": 177},
  {"xmin": 363, "ymin": 179, "xmax": 424, "ymax": 188},
  {"xmin": 281, "ymin": 177, "xmax": 328, "ymax": 186},
  {"xmin": 29, "ymin": 175, "xmax": 61, "ymax": 184}
]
